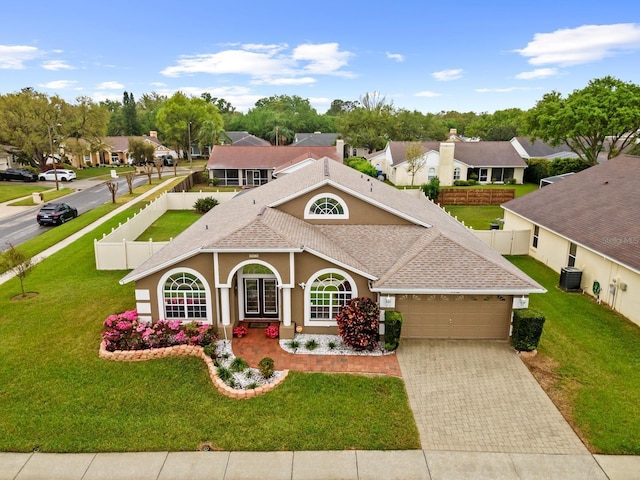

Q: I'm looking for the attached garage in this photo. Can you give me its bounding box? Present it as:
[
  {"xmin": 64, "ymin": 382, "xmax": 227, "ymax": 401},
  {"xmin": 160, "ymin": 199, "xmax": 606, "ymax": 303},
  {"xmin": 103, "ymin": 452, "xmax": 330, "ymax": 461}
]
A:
[{"xmin": 396, "ymin": 294, "xmax": 512, "ymax": 339}]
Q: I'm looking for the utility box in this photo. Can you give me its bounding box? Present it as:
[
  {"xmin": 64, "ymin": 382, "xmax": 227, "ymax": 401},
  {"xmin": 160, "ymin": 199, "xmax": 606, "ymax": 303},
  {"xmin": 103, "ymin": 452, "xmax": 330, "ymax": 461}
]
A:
[{"xmin": 559, "ymin": 267, "xmax": 582, "ymax": 292}]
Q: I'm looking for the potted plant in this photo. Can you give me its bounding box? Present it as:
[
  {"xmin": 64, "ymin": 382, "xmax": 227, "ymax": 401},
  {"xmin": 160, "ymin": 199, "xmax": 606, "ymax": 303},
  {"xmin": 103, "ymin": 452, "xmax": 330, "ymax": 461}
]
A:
[
  {"xmin": 265, "ymin": 324, "xmax": 279, "ymax": 338},
  {"xmin": 232, "ymin": 325, "xmax": 248, "ymax": 338}
]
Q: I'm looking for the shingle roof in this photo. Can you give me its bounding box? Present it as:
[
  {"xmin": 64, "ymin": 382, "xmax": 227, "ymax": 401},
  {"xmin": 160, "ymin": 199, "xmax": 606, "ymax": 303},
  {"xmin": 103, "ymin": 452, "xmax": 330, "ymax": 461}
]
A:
[
  {"xmin": 122, "ymin": 159, "xmax": 543, "ymax": 293},
  {"xmin": 292, "ymin": 133, "xmax": 338, "ymax": 147},
  {"xmin": 104, "ymin": 135, "xmax": 162, "ymax": 152},
  {"xmin": 224, "ymin": 132, "xmax": 271, "ymax": 146},
  {"xmin": 207, "ymin": 145, "xmax": 342, "ymax": 170},
  {"xmin": 386, "ymin": 141, "xmax": 527, "ymax": 168},
  {"xmin": 512, "ymin": 137, "xmax": 577, "ymax": 158},
  {"xmin": 503, "ymin": 155, "xmax": 640, "ymax": 272}
]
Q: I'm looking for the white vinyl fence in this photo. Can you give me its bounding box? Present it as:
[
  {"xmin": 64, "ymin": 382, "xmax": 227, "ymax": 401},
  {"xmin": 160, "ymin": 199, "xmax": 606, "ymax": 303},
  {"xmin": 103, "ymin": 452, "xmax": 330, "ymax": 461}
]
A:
[
  {"xmin": 471, "ymin": 229, "xmax": 531, "ymax": 255},
  {"xmin": 94, "ymin": 190, "xmax": 236, "ymax": 270}
]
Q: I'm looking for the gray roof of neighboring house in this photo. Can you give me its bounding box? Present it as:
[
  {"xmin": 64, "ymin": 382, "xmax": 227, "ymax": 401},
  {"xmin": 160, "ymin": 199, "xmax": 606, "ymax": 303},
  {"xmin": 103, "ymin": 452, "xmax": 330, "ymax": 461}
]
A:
[
  {"xmin": 503, "ymin": 155, "xmax": 640, "ymax": 272},
  {"xmin": 207, "ymin": 145, "xmax": 342, "ymax": 170},
  {"xmin": 223, "ymin": 132, "xmax": 271, "ymax": 146},
  {"xmin": 383, "ymin": 141, "xmax": 527, "ymax": 168},
  {"xmin": 292, "ymin": 133, "xmax": 338, "ymax": 147},
  {"xmin": 122, "ymin": 159, "xmax": 543, "ymax": 294},
  {"xmin": 512, "ymin": 137, "xmax": 577, "ymax": 158}
]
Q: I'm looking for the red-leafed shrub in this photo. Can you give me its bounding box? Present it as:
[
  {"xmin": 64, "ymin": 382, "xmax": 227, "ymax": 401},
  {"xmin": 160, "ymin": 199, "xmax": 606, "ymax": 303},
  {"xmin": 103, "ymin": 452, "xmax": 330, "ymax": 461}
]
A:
[{"xmin": 335, "ymin": 297, "xmax": 380, "ymax": 351}]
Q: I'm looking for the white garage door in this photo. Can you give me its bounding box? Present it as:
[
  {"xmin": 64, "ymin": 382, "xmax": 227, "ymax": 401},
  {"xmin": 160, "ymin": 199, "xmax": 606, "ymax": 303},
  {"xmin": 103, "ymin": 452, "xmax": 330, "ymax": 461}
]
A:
[{"xmin": 396, "ymin": 294, "xmax": 511, "ymax": 339}]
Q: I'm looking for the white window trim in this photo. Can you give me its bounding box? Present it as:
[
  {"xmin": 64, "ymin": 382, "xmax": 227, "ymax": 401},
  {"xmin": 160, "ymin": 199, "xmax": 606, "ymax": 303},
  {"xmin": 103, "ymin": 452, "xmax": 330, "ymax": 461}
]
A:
[
  {"xmin": 156, "ymin": 267, "xmax": 213, "ymax": 324},
  {"xmin": 304, "ymin": 268, "xmax": 358, "ymax": 327},
  {"xmin": 304, "ymin": 193, "xmax": 349, "ymax": 220}
]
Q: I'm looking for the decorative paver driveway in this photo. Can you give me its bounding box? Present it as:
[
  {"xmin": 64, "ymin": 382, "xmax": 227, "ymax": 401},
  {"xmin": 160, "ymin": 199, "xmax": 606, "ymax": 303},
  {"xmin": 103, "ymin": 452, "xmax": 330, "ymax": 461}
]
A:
[{"xmin": 397, "ymin": 339, "xmax": 588, "ymax": 454}]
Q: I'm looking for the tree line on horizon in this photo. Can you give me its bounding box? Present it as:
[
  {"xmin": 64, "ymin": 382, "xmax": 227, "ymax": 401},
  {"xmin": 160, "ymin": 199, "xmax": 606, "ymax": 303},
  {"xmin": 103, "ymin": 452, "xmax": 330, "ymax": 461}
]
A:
[{"xmin": 0, "ymin": 76, "xmax": 638, "ymax": 170}]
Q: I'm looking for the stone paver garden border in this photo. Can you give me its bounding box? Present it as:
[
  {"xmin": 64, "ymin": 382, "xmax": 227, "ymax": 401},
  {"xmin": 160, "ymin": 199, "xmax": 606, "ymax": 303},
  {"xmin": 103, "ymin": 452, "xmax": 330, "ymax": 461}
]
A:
[{"xmin": 99, "ymin": 342, "xmax": 288, "ymax": 399}]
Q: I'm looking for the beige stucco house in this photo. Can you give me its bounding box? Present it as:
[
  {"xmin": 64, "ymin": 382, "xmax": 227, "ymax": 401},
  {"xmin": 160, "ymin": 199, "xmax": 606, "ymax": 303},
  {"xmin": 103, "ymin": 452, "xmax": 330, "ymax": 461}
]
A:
[
  {"xmin": 502, "ymin": 155, "xmax": 640, "ymax": 327},
  {"xmin": 120, "ymin": 157, "xmax": 543, "ymax": 341},
  {"xmin": 367, "ymin": 141, "xmax": 526, "ymax": 187}
]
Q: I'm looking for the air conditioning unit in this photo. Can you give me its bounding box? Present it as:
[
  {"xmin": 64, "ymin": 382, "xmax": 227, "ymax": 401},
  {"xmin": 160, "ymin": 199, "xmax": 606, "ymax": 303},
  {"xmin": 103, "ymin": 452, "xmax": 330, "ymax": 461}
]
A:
[{"xmin": 559, "ymin": 267, "xmax": 582, "ymax": 292}]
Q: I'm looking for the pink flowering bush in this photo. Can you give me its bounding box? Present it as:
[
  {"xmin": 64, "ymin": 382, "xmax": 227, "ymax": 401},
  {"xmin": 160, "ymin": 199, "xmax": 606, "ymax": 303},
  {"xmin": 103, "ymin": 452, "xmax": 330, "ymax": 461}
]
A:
[
  {"xmin": 265, "ymin": 324, "xmax": 279, "ymax": 338},
  {"xmin": 232, "ymin": 325, "xmax": 248, "ymax": 337},
  {"xmin": 102, "ymin": 309, "xmax": 216, "ymax": 352}
]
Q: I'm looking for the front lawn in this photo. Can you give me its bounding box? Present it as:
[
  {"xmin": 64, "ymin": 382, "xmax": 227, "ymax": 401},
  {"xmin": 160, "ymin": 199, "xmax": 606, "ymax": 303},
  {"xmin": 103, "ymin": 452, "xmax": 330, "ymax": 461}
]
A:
[
  {"xmin": 0, "ymin": 209, "xmax": 419, "ymax": 452},
  {"xmin": 9, "ymin": 187, "xmax": 73, "ymax": 206},
  {"xmin": 507, "ymin": 256, "xmax": 640, "ymax": 454},
  {"xmin": 0, "ymin": 184, "xmax": 47, "ymax": 203}
]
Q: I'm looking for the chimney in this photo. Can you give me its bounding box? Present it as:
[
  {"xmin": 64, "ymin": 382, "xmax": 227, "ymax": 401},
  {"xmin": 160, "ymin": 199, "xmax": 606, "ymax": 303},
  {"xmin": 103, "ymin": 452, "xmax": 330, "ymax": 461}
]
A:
[
  {"xmin": 438, "ymin": 142, "xmax": 455, "ymax": 187},
  {"xmin": 335, "ymin": 139, "xmax": 345, "ymax": 162},
  {"xmin": 149, "ymin": 131, "xmax": 158, "ymax": 138}
]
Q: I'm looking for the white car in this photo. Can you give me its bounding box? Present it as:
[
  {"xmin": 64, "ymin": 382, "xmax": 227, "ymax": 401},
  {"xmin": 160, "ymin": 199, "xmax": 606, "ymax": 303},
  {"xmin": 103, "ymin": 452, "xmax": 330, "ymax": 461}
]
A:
[{"xmin": 38, "ymin": 169, "xmax": 77, "ymax": 182}]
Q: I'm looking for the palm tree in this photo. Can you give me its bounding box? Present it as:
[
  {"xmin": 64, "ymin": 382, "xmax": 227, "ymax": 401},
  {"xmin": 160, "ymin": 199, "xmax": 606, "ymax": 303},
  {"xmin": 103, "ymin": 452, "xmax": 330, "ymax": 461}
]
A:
[{"xmin": 197, "ymin": 120, "xmax": 230, "ymax": 156}]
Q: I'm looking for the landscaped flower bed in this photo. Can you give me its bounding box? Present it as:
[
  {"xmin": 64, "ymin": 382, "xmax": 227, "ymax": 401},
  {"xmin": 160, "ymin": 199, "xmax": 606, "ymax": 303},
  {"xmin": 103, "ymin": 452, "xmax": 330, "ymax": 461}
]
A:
[
  {"xmin": 280, "ymin": 334, "xmax": 395, "ymax": 356},
  {"xmin": 101, "ymin": 309, "xmax": 216, "ymax": 352}
]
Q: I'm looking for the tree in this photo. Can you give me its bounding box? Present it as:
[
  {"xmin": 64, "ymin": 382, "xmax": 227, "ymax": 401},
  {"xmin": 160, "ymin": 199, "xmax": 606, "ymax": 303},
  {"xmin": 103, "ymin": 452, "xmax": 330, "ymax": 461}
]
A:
[
  {"xmin": 106, "ymin": 180, "xmax": 118, "ymax": 203},
  {"xmin": 122, "ymin": 91, "xmax": 140, "ymax": 135},
  {"xmin": 1, "ymin": 244, "xmax": 35, "ymax": 297},
  {"xmin": 128, "ymin": 137, "xmax": 155, "ymax": 165},
  {"xmin": 156, "ymin": 92, "xmax": 223, "ymax": 163},
  {"xmin": 466, "ymin": 108, "xmax": 526, "ymax": 140},
  {"xmin": 124, "ymin": 172, "xmax": 135, "ymax": 194},
  {"xmin": 325, "ymin": 99, "xmax": 359, "ymax": 116},
  {"xmin": 405, "ymin": 142, "xmax": 426, "ymax": 186},
  {"xmin": 527, "ymin": 76, "xmax": 640, "ymax": 166}
]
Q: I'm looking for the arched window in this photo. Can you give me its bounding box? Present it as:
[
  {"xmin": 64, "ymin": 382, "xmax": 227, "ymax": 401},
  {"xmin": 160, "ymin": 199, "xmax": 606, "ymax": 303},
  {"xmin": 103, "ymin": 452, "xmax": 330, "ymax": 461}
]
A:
[
  {"xmin": 428, "ymin": 167, "xmax": 436, "ymax": 181},
  {"xmin": 308, "ymin": 271, "xmax": 355, "ymax": 323},
  {"xmin": 163, "ymin": 272, "xmax": 207, "ymax": 319},
  {"xmin": 453, "ymin": 167, "xmax": 461, "ymax": 180},
  {"xmin": 304, "ymin": 193, "xmax": 349, "ymax": 219}
]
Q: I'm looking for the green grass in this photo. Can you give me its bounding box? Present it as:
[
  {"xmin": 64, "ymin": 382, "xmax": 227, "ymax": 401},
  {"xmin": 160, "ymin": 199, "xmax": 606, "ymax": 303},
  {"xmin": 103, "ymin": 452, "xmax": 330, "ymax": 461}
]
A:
[
  {"xmin": 0, "ymin": 209, "xmax": 419, "ymax": 452},
  {"xmin": 443, "ymin": 205, "xmax": 504, "ymax": 230},
  {"xmin": 507, "ymin": 256, "xmax": 640, "ymax": 454},
  {"xmin": 136, "ymin": 210, "xmax": 202, "ymax": 241},
  {"xmin": 0, "ymin": 184, "xmax": 47, "ymax": 203},
  {"xmin": 74, "ymin": 166, "xmax": 136, "ymax": 180},
  {"xmin": 9, "ymin": 187, "xmax": 74, "ymax": 206}
]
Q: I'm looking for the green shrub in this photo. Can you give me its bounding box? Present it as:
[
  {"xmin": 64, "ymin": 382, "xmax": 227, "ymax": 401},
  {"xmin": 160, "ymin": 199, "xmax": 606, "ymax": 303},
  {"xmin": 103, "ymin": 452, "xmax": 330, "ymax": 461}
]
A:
[
  {"xmin": 335, "ymin": 297, "xmax": 380, "ymax": 351},
  {"xmin": 523, "ymin": 158, "xmax": 550, "ymax": 184},
  {"xmin": 258, "ymin": 357, "xmax": 275, "ymax": 378},
  {"xmin": 202, "ymin": 344, "xmax": 216, "ymax": 359},
  {"xmin": 247, "ymin": 382, "xmax": 259, "ymax": 390},
  {"xmin": 548, "ymin": 157, "xmax": 589, "ymax": 176},
  {"xmin": 384, "ymin": 310, "xmax": 403, "ymax": 351},
  {"xmin": 344, "ymin": 157, "xmax": 378, "ymax": 177},
  {"xmin": 328, "ymin": 341, "xmax": 337, "ymax": 350},
  {"xmin": 193, "ymin": 197, "xmax": 219, "ymax": 214},
  {"xmin": 230, "ymin": 357, "xmax": 249, "ymax": 372},
  {"xmin": 305, "ymin": 339, "xmax": 318, "ymax": 351},
  {"xmin": 286, "ymin": 340, "xmax": 300, "ymax": 350},
  {"xmin": 453, "ymin": 179, "xmax": 477, "ymax": 186},
  {"xmin": 511, "ymin": 309, "xmax": 546, "ymax": 352},
  {"xmin": 420, "ymin": 177, "xmax": 440, "ymax": 201},
  {"xmin": 216, "ymin": 366, "xmax": 232, "ymax": 382}
]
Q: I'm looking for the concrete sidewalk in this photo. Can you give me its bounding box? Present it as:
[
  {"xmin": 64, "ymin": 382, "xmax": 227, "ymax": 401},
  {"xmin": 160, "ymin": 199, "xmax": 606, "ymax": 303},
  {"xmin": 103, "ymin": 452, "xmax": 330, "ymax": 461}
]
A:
[{"xmin": 3, "ymin": 449, "xmax": 636, "ymax": 480}]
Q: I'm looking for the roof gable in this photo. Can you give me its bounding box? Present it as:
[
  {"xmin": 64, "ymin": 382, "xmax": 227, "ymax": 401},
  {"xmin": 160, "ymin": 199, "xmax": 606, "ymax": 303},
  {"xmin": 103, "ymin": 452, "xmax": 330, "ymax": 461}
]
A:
[
  {"xmin": 503, "ymin": 155, "xmax": 640, "ymax": 271},
  {"xmin": 207, "ymin": 145, "xmax": 341, "ymax": 170}
]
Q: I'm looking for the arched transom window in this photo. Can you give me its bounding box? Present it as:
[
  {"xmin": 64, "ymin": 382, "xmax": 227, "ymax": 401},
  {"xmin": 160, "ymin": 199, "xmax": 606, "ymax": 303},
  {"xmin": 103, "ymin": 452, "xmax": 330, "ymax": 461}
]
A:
[
  {"xmin": 163, "ymin": 272, "xmax": 207, "ymax": 319},
  {"xmin": 304, "ymin": 193, "xmax": 349, "ymax": 219},
  {"xmin": 309, "ymin": 272, "xmax": 354, "ymax": 322}
]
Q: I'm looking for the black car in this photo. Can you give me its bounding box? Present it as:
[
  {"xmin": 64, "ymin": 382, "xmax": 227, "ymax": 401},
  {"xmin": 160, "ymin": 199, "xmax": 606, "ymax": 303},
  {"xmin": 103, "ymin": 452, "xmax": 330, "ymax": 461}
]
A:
[
  {"xmin": 0, "ymin": 168, "xmax": 38, "ymax": 182},
  {"xmin": 36, "ymin": 203, "xmax": 78, "ymax": 226}
]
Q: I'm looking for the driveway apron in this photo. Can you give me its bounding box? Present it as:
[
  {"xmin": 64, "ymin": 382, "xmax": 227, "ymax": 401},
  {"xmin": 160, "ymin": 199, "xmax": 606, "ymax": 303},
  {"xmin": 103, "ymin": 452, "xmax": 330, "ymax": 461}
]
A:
[{"xmin": 396, "ymin": 339, "xmax": 588, "ymax": 454}]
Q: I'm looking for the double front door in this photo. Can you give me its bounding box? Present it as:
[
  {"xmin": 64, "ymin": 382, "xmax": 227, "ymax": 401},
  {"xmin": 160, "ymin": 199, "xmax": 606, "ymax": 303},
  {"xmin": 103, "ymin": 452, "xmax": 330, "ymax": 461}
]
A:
[{"xmin": 243, "ymin": 278, "xmax": 278, "ymax": 318}]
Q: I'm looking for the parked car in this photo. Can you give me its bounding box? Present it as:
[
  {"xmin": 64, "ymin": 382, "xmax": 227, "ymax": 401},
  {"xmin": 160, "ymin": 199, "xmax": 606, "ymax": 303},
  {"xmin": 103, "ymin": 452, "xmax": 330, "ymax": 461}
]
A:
[
  {"xmin": 0, "ymin": 168, "xmax": 38, "ymax": 182},
  {"xmin": 38, "ymin": 169, "xmax": 77, "ymax": 182},
  {"xmin": 162, "ymin": 155, "xmax": 174, "ymax": 167},
  {"xmin": 36, "ymin": 203, "xmax": 78, "ymax": 226}
]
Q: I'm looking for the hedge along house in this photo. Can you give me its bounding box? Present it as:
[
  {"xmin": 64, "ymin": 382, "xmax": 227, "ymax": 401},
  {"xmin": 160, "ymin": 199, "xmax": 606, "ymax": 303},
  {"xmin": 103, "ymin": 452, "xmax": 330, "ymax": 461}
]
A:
[{"xmin": 120, "ymin": 158, "xmax": 544, "ymax": 340}]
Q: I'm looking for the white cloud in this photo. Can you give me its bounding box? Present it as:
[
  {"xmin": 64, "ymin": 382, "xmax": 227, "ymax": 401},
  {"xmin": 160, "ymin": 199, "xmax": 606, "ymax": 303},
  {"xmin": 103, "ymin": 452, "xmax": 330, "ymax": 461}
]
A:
[
  {"xmin": 432, "ymin": 69, "xmax": 463, "ymax": 81},
  {"xmin": 476, "ymin": 87, "xmax": 533, "ymax": 93},
  {"xmin": 91, "ymin": 91, "xmax": 122, "ymax": 102},
  {"xmin": 386, "ymin": 52, "xmax": 405, "ymax": 62},
  {"xmin": 415, "ymin": 91, "xmax": 441, "ymax": 98},
  {"xmin": 0, "ymin": 45, "xmax": 39, "ymax": 69},
  {"xmin": 150, "ymin": 82, "xmax": 167, "ymax": 87},
  {"xmin": 161, "ymin": 42, "xmax": 354, "ymax": 80},
  {"xmin": 515, "ymin": 23, "xmax": 640, "ymax": 66},
  {"xmin": 42, "ymin": 60, "xmax": 75, "ymax": 71},
  {"xmin": 253, "ymin": 76, "xmax": 317, "ymax": 86},
  {"xmin": 96, "ymin": 81, "xmax": 124, "ymax": 89},
  {"xmin": 38, "ymin": 80, "xmax": 77, "ymax": 89},
  {"xmin": 515, "ymin": 68, "xmax": 558, "ymax": 80}
]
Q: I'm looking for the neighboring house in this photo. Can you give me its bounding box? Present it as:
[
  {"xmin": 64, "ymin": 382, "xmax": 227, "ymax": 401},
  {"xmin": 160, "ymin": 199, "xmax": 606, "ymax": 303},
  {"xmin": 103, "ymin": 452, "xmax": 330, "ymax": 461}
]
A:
[
  {"xmin": 120, "ymin": 158, "xmax": 544, "ymax": 341},
  {"xmin": 0, "ymin": 145, "xmax": 19, "ymax": 170},
  {"xmin": 222, "ymin": 131, "xmax": 271, "ymax": 146},
  {"xmin": 539, "ymin": 172, "xmax": 574, "ymax": 187},
  {"xmin": 292, "ymin": 132, "xmax": 337, "ymax": 147},
  {"xmin": 502, "ymin": 155, "xmax": 640, "ymax": 327},
  {"xmin": 367, "ymin": 141, "xmax": 527, "ymax": 186},
  {"xmin": 207, "ymin": 144, "xmax": 344, "ymax": 187},
  {"xmin": 510, "ymin": 137, "xmax": 579, "ymax": 160}
]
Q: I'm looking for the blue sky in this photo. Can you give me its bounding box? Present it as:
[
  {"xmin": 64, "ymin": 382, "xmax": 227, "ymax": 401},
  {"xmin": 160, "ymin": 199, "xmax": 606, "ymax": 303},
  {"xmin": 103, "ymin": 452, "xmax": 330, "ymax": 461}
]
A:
[{"xmin": 2, "ymin": 0, "xmax": 639, "ymax": 114}]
